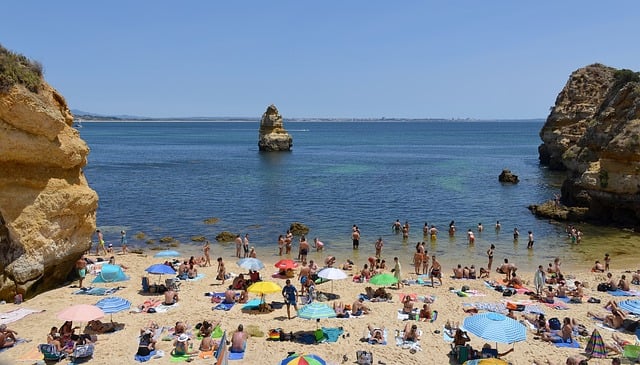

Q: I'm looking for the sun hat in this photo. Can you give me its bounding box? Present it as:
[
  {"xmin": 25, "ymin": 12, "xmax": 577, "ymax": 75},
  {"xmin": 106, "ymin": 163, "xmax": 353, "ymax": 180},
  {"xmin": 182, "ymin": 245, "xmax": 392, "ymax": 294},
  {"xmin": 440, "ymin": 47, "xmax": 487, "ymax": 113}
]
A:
[{"xmin": 177, "ymin": 334, "xmax": 189, "ymax": 342}]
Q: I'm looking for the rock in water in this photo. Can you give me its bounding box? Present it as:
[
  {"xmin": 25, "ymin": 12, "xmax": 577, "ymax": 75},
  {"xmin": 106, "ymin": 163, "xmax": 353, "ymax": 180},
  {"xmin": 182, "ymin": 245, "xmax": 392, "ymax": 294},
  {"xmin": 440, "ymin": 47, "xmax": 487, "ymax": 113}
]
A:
[
  {"xmin": 498, "ymin": 169, "xmax": 519, "ymax": 183},
  {"xmin": 0, "ymin": 48, "xmax": 98, "ymax": 300},
  {"xmin": 258, "ymin": 104, "xmax": 292, "ymax": 151}
]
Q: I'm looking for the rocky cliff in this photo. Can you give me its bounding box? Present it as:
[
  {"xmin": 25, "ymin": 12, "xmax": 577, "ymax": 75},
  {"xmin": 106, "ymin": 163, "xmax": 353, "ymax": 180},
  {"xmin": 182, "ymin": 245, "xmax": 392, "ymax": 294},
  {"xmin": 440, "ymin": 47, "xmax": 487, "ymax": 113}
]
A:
[
  {"xmin": 537, "ymin": 63, "xmax": 640, "ymax": 228},
  {"xmin": 258, "ymin": 104, "xmax": 293, "ymax": 151},
  {"xmin": 0, "ymin": 81, "xmax": 98, "ymax": 300}
]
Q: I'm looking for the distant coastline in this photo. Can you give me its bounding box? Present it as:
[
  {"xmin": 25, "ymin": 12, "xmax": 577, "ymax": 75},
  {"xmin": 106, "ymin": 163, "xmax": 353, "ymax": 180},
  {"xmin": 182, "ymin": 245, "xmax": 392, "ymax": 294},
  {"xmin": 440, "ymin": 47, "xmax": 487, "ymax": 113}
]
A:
[{"xmin": 72, "ymin": 110, "xmax": 544, "ymax": 123}]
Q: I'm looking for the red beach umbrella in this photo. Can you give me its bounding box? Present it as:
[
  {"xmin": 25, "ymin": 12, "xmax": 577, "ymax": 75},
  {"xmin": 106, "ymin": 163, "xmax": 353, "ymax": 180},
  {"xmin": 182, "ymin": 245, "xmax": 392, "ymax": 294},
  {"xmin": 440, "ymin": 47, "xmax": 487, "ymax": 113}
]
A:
[{"xmin": 275, "ymin": 259, "xmax": 298, "ymax": 270}]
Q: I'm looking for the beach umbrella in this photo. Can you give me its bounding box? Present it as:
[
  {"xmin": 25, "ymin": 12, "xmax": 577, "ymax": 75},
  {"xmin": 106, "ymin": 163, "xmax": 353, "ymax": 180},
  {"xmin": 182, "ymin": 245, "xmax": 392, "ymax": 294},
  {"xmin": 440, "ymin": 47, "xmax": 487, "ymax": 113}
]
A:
[
  {"xmin": 369, "ymin": 273, "xmax": 398, "ymax": 287},
  {"xmin": 153, "ymin": 250, "xmax": 181, "ymax": 258},
  {"xmin": 237, "ymin": 258, "xmax": 265, "ymax": 271},
  {"xmin": 279, "ymin": 353, "xmax": 327, "ymax": 365},
  {"xmin": 298, "ymin": 302, "xmax": 336, "ymax": 329},
  {"xmin": 316, "ymin": 267, "xmax": 347, "ymax": 293},
  {"xmin": 585, "ymin": 328, "xmax": 606, "ymax": 358},
  {"xmin": 463, "ymin": 312, "xmax": 526, "ymax": 344},
  {"xmin": 145, "ymin": 263, "xmax": 176, "ymax": 282},
  {"xmin": 57, "ymin": 304, "xmax": 105, "ymax": 322},
  {"xmin": 95, "ymin": 296, "xmax": 131, "ymax": 321},
  {"xmin": 275, "ymin": 259, "xmax": 298, "ymax": 270},
  {"xmin": 247, "ymin": 281, "xmax": 282, "ymax": 307}
]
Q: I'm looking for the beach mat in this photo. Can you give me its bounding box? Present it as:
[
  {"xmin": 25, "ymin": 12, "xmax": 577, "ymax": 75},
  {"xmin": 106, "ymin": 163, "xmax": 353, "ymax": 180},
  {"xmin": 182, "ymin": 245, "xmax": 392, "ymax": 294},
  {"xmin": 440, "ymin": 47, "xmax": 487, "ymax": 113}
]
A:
[
  {"xmin": 186, "ymin": 273, "xmax": 205, "ymax": 282},
  {"xmin": 322, "ymin": 327, "xmax": 344, "ymax": 343},
  {"xmin": 73, "ymin": 287, "xmax": 121, "ymax": 296},
  {"xmin": 554, "ymin": 340, "xmax": 581, "ymax": 348},
  {"xmin": 228, "ymin": 351, "xmax": 245, "ymax": 360},
  {"xmin": 213, "ymin": 303, "xmax": 235, "ymax": 311},
  {"xmin": 0, "ymin": 308, "xmax": 45, "ymax": 325},
  {"xmin": 609, "ymin": 289, "xmax": 640, "ymax": 297}
]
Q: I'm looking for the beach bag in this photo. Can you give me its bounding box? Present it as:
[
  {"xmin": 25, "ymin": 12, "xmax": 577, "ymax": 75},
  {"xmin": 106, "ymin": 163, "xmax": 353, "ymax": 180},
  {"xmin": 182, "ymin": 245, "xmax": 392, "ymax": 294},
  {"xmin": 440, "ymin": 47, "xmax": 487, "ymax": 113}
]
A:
[
  {"xmin": 461, "ymin": 285, "xmax": 470, "ymax": 292},
  {"xmin": 549, "ymin": 317, "xmax": 561, "ymax": 331},
  {"xmin": 268, "ymin": 328, "xmax": 282, "ymax": 341},
  {"xmin": 597, "ymin": 283, "xmax": 610, "ymax": 292},
  {"xmin": 356, "ymin": 350, "xmax": 373, "ymax": 365}
]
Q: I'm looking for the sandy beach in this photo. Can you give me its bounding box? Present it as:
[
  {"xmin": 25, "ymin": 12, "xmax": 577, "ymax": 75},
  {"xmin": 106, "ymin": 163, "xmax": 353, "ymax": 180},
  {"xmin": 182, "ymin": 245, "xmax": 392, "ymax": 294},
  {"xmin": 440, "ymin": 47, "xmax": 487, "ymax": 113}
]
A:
[{"xmin": 0, "ymin": 245, "xmax": 638, "ymax": 365}]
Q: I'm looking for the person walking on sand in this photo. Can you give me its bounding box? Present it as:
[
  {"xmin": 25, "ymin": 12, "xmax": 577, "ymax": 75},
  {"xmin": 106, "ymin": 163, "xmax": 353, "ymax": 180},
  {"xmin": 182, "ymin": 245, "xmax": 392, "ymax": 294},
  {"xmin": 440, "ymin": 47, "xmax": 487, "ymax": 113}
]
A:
[
  {"xmin": 76, "ymin": 256, "xmax": 87, "ymax": 289},
  {"xmin": 282, "ymin": 279, "xmax": 298, "ymax": 319},
  {"xmin": 95, "ymin": 229, "xmax": 107, "ymax": 255},
  {"xmin": 234, "ymin": 235, "xmax": 242, "ymax": 258},
  {"xmin": 216, "ymin": 257, "xmax": 226, "ymax": 284},
  {"xmin": 203, "ymin": 241, "xmax": 211, "ymax": 267},
  {"xmin": 120, "ymin": 230, "xmax": 128, "ymax": 254},
  {"xmin": 486, "ymin": 244, "xmax": 495, "ymax": 271},
  {"xmin": 392, "ymin": 257, "xmax": 403, "ymax": 289},
  {"xmin": 430, "ymin": 255, "xmax": 442, "ymax": 287}
]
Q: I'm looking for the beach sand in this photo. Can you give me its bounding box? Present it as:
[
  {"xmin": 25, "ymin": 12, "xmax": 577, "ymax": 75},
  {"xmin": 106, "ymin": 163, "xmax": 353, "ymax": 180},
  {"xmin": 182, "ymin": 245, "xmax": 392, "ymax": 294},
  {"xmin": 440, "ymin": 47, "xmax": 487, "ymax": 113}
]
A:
[{"xmin": 0, "ymin": 247, "xmax": 638, "ymax": 365}]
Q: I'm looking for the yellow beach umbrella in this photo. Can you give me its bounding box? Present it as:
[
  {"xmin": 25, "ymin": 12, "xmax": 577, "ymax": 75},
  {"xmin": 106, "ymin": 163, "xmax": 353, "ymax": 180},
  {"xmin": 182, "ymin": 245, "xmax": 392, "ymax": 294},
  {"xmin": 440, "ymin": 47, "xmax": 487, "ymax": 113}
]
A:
[{"xmin": 247, "ymin": 281, "xmax": 282, "ymax": 295}]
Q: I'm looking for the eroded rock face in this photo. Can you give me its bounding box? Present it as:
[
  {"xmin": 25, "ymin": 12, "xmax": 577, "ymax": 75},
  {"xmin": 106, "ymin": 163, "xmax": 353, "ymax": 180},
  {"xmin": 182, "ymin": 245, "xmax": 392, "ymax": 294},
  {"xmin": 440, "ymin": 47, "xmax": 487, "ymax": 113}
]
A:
[
  {"xmin": 0, "ymin": 83, "xmax": 98, "ymax": 300},
  {"xmin": 258, "ymin": 104, "xmax": 292, "ymax": 151},
  {"xmin": 538, "ymin": 64, "xmax": 640, "ymax": 228}
]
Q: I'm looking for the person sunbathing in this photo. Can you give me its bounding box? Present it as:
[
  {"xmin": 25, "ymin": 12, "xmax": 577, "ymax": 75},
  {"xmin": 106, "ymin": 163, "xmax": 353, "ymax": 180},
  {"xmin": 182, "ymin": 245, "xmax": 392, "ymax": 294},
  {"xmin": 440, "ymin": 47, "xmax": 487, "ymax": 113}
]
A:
[
  {"xmin": 401, "ymin": 295, "xmax": 415, "ymax": 315},
  {"xmin": 164, "ymin": 289, "xmax": 179, "ymax": 305},
  {"xmin": 88, "ymin": 319, "xmax": 117, "ymax": 333},
  {"xmin": 334, "ymin": 302, "xmax": 349, "ymax": 318},
  {"xmin": 230, "ymin": 324, "xmax": 248, "ymax": 353},
  {"xmin": 605, "ymin": 333, "xmax": 634, "ymax": 355},
  {"xmin": 507, "ymin": 272, "xmax": 523, "ymax": 288},
  {"xmin": 452, "ymin": 328, "xmax": 470, "ymax": 347},
  {"xmin": 402, "ymin": 323, "xmax": 420, "ymax": 342},
  {"xmin": 419, "ymin": 304, "xmax": 432, "ymax": 322},
  {"xmin": 351, "ymin": 298, "xmax": 370, "ymax": 316},
  {"xmin": 223, "ymin": 289, "xmax": 237, "ymax": 304},
  {"xmin": 522, "ymin": 313, "xmax": 548, "ymax": 334},
  {"xmin": 0, "ymin": 324, "xmax": 17, "ymax": 348},
  {"xmin": 632, "ymin": 269, "xmax": 640, "ymax": 285},
  {"xmin": 139, "ymin": 298, "xmax": 162, "ymax": 312},
  {"xmin": 238, "ymin": 290, "xmax": 249, "ymax": 304},
  {"xmin": 542, "ymin": 317, "xmax": 573, "ymax": 343},
  {"xmin": 367, "ymin": 325, "xmax": 385, "ymax": 344}
]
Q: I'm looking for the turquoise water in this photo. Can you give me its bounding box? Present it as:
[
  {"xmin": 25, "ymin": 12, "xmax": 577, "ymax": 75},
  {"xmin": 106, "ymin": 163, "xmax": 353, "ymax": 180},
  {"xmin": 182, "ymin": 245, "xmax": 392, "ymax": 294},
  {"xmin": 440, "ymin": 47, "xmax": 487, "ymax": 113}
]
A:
[{"xmin": 80, "ymin": 120, "xmax": 635, "ymax": 271}]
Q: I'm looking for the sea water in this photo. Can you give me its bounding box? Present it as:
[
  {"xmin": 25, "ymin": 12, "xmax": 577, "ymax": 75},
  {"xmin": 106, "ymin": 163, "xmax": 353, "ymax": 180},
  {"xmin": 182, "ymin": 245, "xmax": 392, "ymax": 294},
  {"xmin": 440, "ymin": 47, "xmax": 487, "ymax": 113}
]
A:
[{"xmin": 80, "ymin": 120, "xmax": 640, "ymax": 271}]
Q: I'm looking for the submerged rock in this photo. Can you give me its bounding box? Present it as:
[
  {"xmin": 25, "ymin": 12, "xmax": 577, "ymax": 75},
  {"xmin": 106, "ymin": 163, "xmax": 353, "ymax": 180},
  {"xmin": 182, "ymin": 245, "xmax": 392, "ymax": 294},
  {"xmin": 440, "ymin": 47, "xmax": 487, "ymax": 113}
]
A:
[
  {"xmin": 258, "ymin": 104, "xmax": 292, "ymax": 152},
  {"xmin": 289, "ymin": 222, "xmax": 309, "ymax": 236}
]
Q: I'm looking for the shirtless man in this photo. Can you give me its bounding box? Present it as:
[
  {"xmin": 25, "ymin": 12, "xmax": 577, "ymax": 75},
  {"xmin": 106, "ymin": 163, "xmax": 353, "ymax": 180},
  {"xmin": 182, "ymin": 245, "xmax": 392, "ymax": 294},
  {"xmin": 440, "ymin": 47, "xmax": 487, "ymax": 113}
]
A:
[
  {"xmin": 508, "ymin": 272, "xmax": 523, "ymax": 288},
  {"xmin": 452, "ymin": 264, "xmax": 464, "ymax": 279},
  {"xmin": 606, "ymin": 272, "xmax": 618, "ymax": 291},
  {"xmin": 299, "ymin": 236, "xmax": 310, "ymax": 264},
  {"xmin": 298, "ymin": 263, "xmax": 310, "ymax": 295},
  {"xmin": 308, "ymin": 260, "xmax": 319, "ymax": 279},
  {"xmin": 164, "ymin": 289, "xmax": 179, "ymax": 305},
  {"xmin": 0, "ymin": 324, "xmax": 17, "ymax": 348},
  {"xmin": 430, "ymin": 255, "xmax": 442, "ymax": 287},
  {"xmin": 351, "ymin": 297, "xmax": 370, "ymax": 316},
  {"xmin": 76, "ymin": 256, "xmax": 87, "ymax": 289},
  {"xmin": 593, "ymin": 260, "xmax": 605, "ymax": 273},
  {"xmin": 313, "ymin": 237, "xmax": 324, "ymax": 252},
  {"xmin": 496, "ymin": 258, "xmax": 513, "ymax": 280},
  {"xmin": 618, "ymin": 274, "xmax": 630, "ymax": 291},
  {"xmin": 352, "ymin": 226, "xmax": 360, "ymax": 249}
]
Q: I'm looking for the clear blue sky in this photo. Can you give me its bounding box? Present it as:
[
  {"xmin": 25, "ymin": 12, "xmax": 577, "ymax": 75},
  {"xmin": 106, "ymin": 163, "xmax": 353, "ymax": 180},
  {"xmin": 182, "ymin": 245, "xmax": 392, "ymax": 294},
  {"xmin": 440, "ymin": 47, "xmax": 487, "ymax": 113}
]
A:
[{"xmin": 2, "ymin": 1, "xmax": 639, "ymax": 119}]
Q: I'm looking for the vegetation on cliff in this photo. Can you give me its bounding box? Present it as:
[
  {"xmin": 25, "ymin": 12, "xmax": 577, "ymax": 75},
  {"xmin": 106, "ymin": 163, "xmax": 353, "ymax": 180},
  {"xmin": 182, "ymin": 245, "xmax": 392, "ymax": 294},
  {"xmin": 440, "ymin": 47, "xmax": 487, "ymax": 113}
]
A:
[{"xmin": 0, "ymin": 44, "xmax": 43, "ymax": 93}]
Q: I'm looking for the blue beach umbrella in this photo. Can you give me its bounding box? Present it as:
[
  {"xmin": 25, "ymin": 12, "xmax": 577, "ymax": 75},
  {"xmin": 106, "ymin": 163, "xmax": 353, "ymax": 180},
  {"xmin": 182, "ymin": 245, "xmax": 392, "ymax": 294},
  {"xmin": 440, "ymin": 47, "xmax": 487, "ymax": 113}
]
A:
[
  {"xmin": 153, "ymin": 250, "xmax": 181, "ymax": 258},
  {"xmin": 463, "ymin": 312, "xmax": 526, "ymax": 344},
  {"xmin": 237, "ymin": 258, "xmax": 265, "ymax": 271},
  {"xmin": 145, "ymin": 264, "xmax": 176, "ymax": 275},
  {"xmin": 95, "ymin": 296, "xmax": 131, "ymax": 321}
]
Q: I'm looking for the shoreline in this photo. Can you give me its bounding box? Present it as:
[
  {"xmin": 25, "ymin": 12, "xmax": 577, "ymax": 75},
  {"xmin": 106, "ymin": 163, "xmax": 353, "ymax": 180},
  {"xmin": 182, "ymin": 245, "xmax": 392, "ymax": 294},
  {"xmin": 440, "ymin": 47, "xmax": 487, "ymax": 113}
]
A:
[{"xmin": 1, "ymin": 243, "xmax": 639, "ymax": 365}]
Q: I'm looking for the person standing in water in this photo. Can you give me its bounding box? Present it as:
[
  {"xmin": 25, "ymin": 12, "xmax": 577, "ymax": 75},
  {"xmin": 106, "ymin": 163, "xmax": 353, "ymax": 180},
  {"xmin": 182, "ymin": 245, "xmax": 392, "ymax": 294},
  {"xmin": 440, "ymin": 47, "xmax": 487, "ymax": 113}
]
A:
[
  {"xmin": 120, "ymin": 230, "xmax": 128, "ymax": 254},
  {"xmin": 527, "ymin": 231, "xmax": 534, "ymax": 249},
  {"xmin": 487, "ymin": 244, "xmax": 495, "ymax": 271}
]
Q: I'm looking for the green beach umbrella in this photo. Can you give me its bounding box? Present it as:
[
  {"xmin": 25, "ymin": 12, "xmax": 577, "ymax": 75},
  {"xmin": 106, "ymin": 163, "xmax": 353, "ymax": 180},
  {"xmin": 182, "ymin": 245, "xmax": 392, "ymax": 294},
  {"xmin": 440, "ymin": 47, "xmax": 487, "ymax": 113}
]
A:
[{"xmin": 369, "ymin": 273, "xmax": 398, "ymax": 286}]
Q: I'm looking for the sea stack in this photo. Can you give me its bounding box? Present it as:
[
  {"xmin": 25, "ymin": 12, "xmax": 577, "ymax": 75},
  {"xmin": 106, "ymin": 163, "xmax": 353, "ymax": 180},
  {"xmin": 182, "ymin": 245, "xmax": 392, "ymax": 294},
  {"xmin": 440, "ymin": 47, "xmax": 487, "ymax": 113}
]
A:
[
  {"xmin": 258, "ymin": 104, "xmax": 293, "ymax": 152},
  {"xmin": 0, "ymin": 46, "xmax": 98, "ymax": 300}
]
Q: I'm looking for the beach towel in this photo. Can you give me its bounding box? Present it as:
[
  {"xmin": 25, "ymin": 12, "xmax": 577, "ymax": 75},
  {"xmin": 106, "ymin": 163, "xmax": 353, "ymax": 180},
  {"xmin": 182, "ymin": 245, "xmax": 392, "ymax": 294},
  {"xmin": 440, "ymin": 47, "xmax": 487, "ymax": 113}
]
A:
[
  {"xmin": 0, "ymin": 338, "xmax": 28, "ymax": 353},
  {"xmin": 609, "ymin": 289, "xmax": 640, "ymax": 297},
  {"xmin": 399, "ymin": 293, "xmax": 418, "ymax": 302},
  {"xmin": 442, "ymin": 327, "xmax": 454, "ymax": 343},
  {"xmin": 198, "ymin": 350, "xmax": 214, "ymax": 359},
  {"xmin": 0, "ymin": 307, "xmax": 45, "ymax": 325},
  {"xmin": 366, "ymin": 328, "xmax": 387, "ymax": 345},
  {"xmin": 169, "ymin": 353, "xmax": 192, "ymax": 362},
  {"xmin": 397, "ymin": 309, "xmax": 418, "ymax": 321},
  {"xmin": 542, "ymin": 300, "xmax": 569, "ymax": 310},
  {"xmin": 322, "ymin": 327, "xmax": 344, "ymax": 343},
  {"xmin": 213, "ymin": 302, "xmax": 235, "ymax": 311},
  {"xmin": 135, "ymin": 350, "xmax": 157, "ymax": 362},
  {"xmin": 73, "ymin": 287, "xmax": 121, "ymax": 296},
  {"xmin": 466, "ymin": 302, "xmax": 544, "ymax": 315},
  {"xmin": 186, "ymin": 273, "xmax": 205, "ymax": 282},
  {"xmin": 553, "ymin": 340, "xmax": 581, "ymax": 348},
  {"xmin": 242, "ymin": 298, "xmax": 262, "ymax": 310},
  {"xmin": 154, "ymin": 303, "xmax": 179, "ymax": 313},
  {"xmin": 394, "ymin": 331, "xmax": 422, "ymax": 352}
]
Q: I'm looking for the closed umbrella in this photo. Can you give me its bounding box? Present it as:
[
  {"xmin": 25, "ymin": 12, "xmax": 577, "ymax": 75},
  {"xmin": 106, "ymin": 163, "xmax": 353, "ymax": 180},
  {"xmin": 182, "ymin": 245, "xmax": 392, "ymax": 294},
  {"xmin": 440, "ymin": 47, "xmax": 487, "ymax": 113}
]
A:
[
  {"xmin": 279, "ymin": 353, "xmax": 327, "ymax": 365},
  {"xmin": 95, "ymin": 297, "xmax": 131, "ymax": 321},
  {"xmin": 316, "ymin": 267, "xmax": 347, "ymax": 293},
  {"xmin": 369, "ymin": 273, "xmax": 398, "ymax": 287},
  {"xmin": 585, "ymin": 328, "xmax": 606, "ymax": 358},
  {"xmin": 463, "ymin": 360, "xmax": 508, "ymax": 365},
  {"xmin": 237, "ymin": 258, "xmax": 265, "ymax": 271}
]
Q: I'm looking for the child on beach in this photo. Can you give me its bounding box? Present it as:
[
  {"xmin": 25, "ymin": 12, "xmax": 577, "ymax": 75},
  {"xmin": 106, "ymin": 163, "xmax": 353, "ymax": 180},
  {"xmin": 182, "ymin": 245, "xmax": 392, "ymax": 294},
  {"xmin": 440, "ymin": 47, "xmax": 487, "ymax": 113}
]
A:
[{"xmin": 604, "ymin": 253, "xmax": 611, "ymax": 271}]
